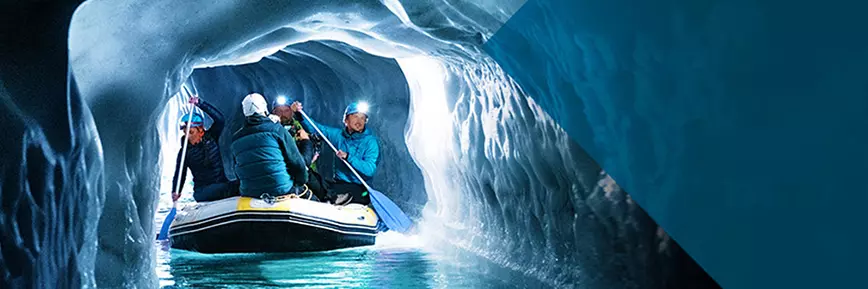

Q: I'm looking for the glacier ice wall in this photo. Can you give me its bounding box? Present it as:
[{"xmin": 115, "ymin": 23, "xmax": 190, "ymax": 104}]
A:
[
  {"xmin": 405, "ymin": 56, "xmax": 715, "ymax": 288},
  {"xmin": 483, "ymin": 1, "xmax": 868, "ymax": 288},
  {"xmin": 0, "ymin": 0, "xmax": 716, "ymax": 288},
  {"xmin": 0, "ymin": 1, "xmax": 103, "ymax": 288}
]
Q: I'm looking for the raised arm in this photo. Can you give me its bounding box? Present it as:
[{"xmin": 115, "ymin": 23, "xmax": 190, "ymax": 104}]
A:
[
  {"xmin": 291, "ymin": 101, "xmax": 342, "ymax": 143},
  {"xmin": 197, "ymin": 99, "xmax": 225, "ymax": 137},
  {"xmin": 298, "ymin": 114, "xmax": 342, "ymax": 143}
]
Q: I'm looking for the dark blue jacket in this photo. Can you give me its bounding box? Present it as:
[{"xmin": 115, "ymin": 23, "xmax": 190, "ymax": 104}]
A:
[
  {"xmin": 300, "ymin": 117, "xmax": 379, "ymax": 184},
  {"xmin": 172, "ymin": 100, "xmax": 228, "ymax": 193},
  {"xmin": 231, "ymin": 114, "xmax": 308, "ymax": 197}
]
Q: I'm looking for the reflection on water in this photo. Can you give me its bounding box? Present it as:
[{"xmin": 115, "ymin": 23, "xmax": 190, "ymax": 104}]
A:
[{"xmin": 156, "ymin": 234, "xmax": 550, "ymax": 289}]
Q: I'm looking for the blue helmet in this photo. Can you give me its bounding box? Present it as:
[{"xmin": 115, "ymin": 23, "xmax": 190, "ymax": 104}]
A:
[
  {"xmin": 179, "ymin": 112, "xmax": 205, "ymax": 130},
  {"xmin": 344, "ymin": 101, "xmax": 370, "ymax": 120}
]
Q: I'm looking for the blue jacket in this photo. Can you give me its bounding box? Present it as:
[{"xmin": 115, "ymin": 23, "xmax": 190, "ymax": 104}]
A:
[
  {"xmin": 231, "ymin": 114, "xmax": 308, "ymax": 197},
  {"xmin": 300, "ymin": 116, "xmax": 379, "ymax": 184},
  {"xmin": 172, "ymin": 100, "xmax": 228, "ymax": 193}
]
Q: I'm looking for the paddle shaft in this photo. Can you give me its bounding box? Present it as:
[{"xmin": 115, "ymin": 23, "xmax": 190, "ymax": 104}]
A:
[
  {"xmin": 299, "ymin": 109, "xmax": 413, "ymax": 233},
  {"xmin": 173, "ymin": 99, "xmax": 196, "ymax": 206},
  {"xmin": 297, "ymin": 110, "xmax": 373, "ymax": 191},
  {"xmin": 158, "ymin": 94, "xmax": 195, "ymax": 240}
]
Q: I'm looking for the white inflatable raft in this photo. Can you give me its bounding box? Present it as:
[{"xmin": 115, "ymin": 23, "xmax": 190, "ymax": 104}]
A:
[{"xmin": 169, "ymin": 196, "xmax": 378, "ymax": 253}]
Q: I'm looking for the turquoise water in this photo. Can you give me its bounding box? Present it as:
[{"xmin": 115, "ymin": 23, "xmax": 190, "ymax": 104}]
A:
[
  {"xmin": 154, "ymin": 185, "xmax": 551, "ymax": 289},
  {"xmin": 155, "ymin": 236, "xmax": 550, "ymax": 288}
]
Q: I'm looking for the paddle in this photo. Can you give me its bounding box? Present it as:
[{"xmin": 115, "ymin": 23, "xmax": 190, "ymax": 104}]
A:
[
  {"xmin": 157, "ymin": 94, "xmax": 197, "ymax": 240},
  {"xmin": 298, "ymin": 110, "xmax": 413, "ymax": 233},
  {"xmin": 157, "ymin": 207, "xmax": 177, "ymax": 240}
]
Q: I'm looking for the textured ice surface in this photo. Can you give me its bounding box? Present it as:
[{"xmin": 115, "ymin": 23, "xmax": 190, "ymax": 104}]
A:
[
  {"xmin": 405, "ymin": 56, "xmax": 713, "ymax": 288},
  {"xmin": 483, "ymin": 0, "xmax": 868, "ymax": 288},
  {"xmin": 1, "ymin": 0, "xmax": 714, "ymax": 288},
  {"xmin": 0, "ymin": 1, "xmax": 103, "ymax": 288}
]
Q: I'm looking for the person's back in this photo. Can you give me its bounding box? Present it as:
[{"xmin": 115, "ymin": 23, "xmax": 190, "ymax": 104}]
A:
[{"xmin": 231, "ymin": 93, "xmax": 308, "ymax": 199}]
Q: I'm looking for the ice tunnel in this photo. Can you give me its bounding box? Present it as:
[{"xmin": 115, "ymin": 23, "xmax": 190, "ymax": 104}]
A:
[
  {"xmin": 7, "ymin": 0, "xmax": 717, "ymax": 288},
  {"xmin": 158, "ymin": 40, "xmax": 429, "ymax": 220},
  {"xmin": 11, "ymin": 0, "xmax": 867, "ymax": 288}
]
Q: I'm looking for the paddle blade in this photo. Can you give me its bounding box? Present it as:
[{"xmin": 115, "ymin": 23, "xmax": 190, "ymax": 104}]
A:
[
  {"xmin": 157, "ymin": 207, "xmax": 177, "ymax": 240},
  {"xmin": 368, "ymin": 188, "xmax": 413, "ymax": 233}
]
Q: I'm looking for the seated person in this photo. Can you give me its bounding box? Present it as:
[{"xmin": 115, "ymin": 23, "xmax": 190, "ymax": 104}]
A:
[
  {"xmin": 171, "ymin": 96, "xmax": 239, "ymax": 203},
  {"xmin": 271, "ymin": 97, "xmax": 329, "ymax": 201},
  {"xmin": 290, "ymin": 100, "xmax": 379, "ymax": 206},
  {"xmin": 231, "ymin": 93, "xmax": 311, "ymax": 201}
]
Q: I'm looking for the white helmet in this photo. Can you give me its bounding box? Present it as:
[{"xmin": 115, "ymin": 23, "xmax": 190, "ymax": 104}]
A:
[{"xmin": 242, "ymin": 93, "xmax": 268, "ymax": 117}]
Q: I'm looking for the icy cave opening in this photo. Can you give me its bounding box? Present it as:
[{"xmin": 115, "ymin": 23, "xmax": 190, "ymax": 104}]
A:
[{"xmin": 154, "ymin": 40, "xmax": 445, "ymax": 227}]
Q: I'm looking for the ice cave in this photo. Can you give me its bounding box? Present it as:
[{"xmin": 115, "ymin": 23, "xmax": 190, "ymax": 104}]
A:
[{"xmin": 2, "ymin": 0, "xmax": 867, "ymax": 288}]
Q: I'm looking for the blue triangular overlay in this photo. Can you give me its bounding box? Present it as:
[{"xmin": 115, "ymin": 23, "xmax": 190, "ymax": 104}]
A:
[{"xmin": 484, "ymin": 0, "xmax": 868, "ymax": 288}]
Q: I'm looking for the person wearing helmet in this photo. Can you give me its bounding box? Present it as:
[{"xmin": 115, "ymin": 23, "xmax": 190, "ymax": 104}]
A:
[
  {"xmin": 290, "ymin": 100, "xmax": 379, "ymax": 206},
  {"xmin": 231, "ymin": 93, "xmax": 311, "ymax": 201},
  {"xmin": 273, "ymin": 96, "xmax": 321, "ymax": 166},
  {"xmin": 171, "ymin": 96, "xmax": 240, "ymax": 203},
  {"xmin": 271, "ymin": 96, "xmax": 329, "ymax": 201}
]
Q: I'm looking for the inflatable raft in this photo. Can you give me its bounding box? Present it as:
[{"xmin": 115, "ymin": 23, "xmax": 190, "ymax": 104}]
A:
[{"xmin": 169, "ymin": 196, "xmax": 379, "ymax": 253}]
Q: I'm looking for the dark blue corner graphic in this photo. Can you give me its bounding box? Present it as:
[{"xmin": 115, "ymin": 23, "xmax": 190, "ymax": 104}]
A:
[{"xmin": 484, "ymin": 0, "xmax": 868, "ymax": 288}]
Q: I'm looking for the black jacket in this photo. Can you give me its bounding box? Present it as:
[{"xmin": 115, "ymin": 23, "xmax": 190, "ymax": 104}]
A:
[{"xmin": 171, "ymin": 100, "xmax": 228, "ymax": 193}]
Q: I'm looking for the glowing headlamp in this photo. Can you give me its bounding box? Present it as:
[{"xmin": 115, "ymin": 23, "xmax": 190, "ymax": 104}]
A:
[
  {"xmin": 356, "ymin": 102, "xmax": 370, "ymax": 114},
  {"xmin": 276, "ymin": 96, "xmax": 288, "ymax": 106}
]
